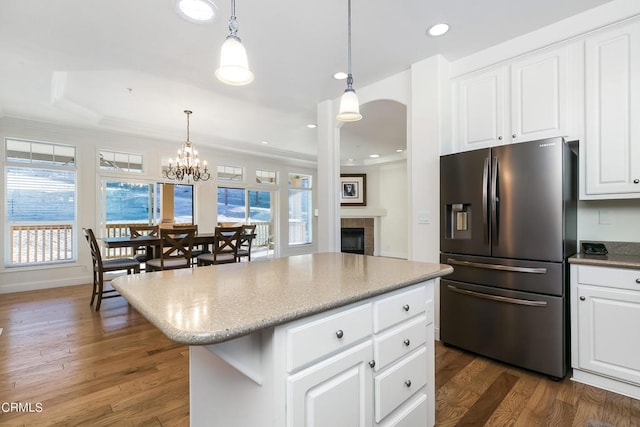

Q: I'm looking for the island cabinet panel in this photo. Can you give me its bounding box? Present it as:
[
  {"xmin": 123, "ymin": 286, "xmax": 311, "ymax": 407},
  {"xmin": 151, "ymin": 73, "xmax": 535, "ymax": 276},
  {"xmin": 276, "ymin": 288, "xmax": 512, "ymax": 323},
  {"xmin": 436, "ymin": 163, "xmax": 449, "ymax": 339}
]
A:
[
  {"xmin": 287, "ymin": 341, "xmax": 373, "ymax": 427},
  {"xmin": 188, "ymin": 280, "xmax": 436, "ymax": 427},
  {"xmin": 570, "ymin": 264, "xmax": 640, "ymax": 399}
]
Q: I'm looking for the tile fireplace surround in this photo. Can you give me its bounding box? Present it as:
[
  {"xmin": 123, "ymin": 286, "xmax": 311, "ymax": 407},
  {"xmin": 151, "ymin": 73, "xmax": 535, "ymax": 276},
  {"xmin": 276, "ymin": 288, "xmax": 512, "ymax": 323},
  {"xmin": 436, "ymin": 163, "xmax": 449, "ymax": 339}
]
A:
[{"xmin": 340, "ymin": 218, "xmax": 374, "ymax": 256}]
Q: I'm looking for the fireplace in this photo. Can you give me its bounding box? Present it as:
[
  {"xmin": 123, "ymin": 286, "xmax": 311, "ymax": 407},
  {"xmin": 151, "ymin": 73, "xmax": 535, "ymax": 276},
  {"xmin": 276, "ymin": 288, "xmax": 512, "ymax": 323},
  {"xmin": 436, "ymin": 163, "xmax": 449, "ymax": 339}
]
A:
[
  {"xmin": 341, "ymin": 228, "xmax": 365, "ymax": 255},
  {"xmin": 340, "ymin": 218, "xmax": 374, "ymax": 256}
]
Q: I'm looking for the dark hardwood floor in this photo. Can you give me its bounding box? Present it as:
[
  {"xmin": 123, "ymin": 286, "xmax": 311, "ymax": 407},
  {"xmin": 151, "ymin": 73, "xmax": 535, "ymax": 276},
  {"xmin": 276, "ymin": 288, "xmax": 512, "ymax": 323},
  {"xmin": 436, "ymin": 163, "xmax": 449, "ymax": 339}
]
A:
[{"xmin": 1, "ymin": 283, "xmax": 639, "ymax": 426}]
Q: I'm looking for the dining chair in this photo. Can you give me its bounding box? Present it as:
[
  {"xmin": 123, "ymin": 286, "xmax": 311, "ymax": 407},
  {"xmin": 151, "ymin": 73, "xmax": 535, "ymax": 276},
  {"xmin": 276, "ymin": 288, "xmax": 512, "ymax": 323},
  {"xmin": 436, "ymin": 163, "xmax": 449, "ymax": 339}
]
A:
[
  {"xmin": 236, "ymin": 224, "xmax": 257, "ymax": 262},
  {"xmin": 197, "ymin": 226, "xmax": 242, "ymax": 266},
  {"xmin": 129, "ymin": 224, "xmax": 159, "ymax": 264},
  {"xmin": 146, "ymin": 227, "xmax": 196, "ymax": 271},
  {"xmin": 173, "ymin": 224, "xmax": 210, "ymax": 265},
  {"xmin": 83, "ymin": 228, "xmax": 140, "ymax": 311}
]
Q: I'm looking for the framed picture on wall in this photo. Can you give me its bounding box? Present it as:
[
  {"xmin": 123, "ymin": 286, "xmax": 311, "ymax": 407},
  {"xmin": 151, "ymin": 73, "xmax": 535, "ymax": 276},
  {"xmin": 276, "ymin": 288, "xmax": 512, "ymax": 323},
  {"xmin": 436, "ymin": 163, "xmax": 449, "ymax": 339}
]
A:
[{"xmin": 340, "ymin": 174, "xmax": 366, "ymax": 206}]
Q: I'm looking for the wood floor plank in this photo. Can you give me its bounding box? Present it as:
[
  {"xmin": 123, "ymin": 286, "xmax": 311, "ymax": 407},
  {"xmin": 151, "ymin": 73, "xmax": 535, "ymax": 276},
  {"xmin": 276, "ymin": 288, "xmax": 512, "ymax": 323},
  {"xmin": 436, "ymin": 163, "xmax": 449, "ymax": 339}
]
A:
[
  {"xmin": 455, "ymin": 372, "xmax": 518, "ymax": 426},
  {"xmin": 2, "ymin": 285, "xmax": 639, "ymax": 426}
]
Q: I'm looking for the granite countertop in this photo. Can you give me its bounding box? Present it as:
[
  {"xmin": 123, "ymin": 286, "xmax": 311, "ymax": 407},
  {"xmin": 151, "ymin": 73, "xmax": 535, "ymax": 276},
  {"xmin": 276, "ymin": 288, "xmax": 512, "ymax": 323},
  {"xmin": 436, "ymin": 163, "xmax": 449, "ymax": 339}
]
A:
[
  {"xmin": 568, "ymin": 241, "xmax": 640, "ymax": 269},
  {"xmin": 112, "ymin": 252, "xmax": 453, "ymax": 346}
]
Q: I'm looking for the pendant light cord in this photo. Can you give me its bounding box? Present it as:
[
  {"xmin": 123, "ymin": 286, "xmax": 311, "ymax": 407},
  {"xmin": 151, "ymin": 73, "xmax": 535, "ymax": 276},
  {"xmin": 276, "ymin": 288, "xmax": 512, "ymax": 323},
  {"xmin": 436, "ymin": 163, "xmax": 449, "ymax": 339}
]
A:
[{"xmin": 347, "ymin": 0, "xmax": 353, "ymax": 90}]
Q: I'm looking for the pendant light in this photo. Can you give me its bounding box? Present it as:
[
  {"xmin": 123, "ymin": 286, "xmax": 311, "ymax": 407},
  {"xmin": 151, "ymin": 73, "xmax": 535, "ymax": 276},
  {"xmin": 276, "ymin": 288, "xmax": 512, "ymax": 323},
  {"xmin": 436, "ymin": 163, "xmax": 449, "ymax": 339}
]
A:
[
  {"xmin": 215, "ymin": 0, "xmax": 254, "ymax": 86},
  {"xmin": 336, "ymin": 0, "xmax": 362, "ymax": 122}
]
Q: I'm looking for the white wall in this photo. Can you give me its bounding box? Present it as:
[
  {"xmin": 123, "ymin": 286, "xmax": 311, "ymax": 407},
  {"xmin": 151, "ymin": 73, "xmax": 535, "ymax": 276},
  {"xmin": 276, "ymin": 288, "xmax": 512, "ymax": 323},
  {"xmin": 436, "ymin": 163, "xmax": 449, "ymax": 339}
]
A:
[
  {"xmin": 0, "ymin": 117, "xmax": 317, "ymax": 293},
  {"xmin": 340, "ymin": 161, "xmax": 409, "ymax": 259},
  {"xmin": 578, "ymin": 199, "xmax": 640, "ymax": 243}
]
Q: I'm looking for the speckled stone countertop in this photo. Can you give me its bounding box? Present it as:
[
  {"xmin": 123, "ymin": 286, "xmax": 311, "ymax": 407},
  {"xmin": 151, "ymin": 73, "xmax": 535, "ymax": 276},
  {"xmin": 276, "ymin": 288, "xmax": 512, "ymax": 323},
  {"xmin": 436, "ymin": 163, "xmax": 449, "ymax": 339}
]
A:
[
  {"xmin": 569, "ymin": 241, "xmax": 640, "ymax": 269},
  {"xmin": 112, "ymin": 252, "xmax": 453, "ymax": 346}
]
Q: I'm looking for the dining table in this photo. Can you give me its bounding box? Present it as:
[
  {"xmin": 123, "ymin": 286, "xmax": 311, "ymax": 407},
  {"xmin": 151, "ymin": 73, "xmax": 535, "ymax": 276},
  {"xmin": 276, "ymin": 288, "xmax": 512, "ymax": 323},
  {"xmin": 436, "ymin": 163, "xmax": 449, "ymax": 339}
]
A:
[{"xmin": 101, "ymin": 232, "xmax": 217, "ymax": 258}]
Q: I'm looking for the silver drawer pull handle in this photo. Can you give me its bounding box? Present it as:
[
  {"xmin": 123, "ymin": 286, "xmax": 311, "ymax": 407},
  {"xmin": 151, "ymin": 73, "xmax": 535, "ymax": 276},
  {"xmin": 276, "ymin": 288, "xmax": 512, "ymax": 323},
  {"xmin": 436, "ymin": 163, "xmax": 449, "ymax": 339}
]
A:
[
  {"xmin": 403, "ymin": 304, "xmax": 410, "ymax": 312},
  {"xmin": 404, "ymin": 380, "xmax": 412, "ymax": 387},
  {"xmin": 636, "ymin": 278, "xmax": 640, "ymax": 284},
  {"xmin": 403, "ymin": 339, "xmax": 411, "ymax": 346},
  {"xmin": 336, "ymin": 330, "xmax": 344, "ymax": 339}
]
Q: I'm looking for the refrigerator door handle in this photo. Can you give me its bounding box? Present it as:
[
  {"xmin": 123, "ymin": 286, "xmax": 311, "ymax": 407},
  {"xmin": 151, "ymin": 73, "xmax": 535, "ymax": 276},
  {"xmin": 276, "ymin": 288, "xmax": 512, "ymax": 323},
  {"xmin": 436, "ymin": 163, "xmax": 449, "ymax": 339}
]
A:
[
  {"xmin": 447, "ymin": 285, "xmax": 548, "ymax": 307},
  {"xmin": 482, "ymin": 157, "xmax": 489, "ymax": 244},
  {"xmin": 446, "ymin": 258, "xmax": 547, "ymax": 274},
  {"xmin": 491, "ymin": 156, "xmax": 499, "ymax": 244}
]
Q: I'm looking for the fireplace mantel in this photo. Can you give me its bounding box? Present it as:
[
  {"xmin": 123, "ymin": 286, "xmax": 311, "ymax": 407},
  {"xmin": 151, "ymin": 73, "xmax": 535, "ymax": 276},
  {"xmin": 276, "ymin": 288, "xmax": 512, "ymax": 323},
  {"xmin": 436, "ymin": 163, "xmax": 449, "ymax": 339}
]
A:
[{"xmin": 340, "ymin": 207, "xmax": 387, "ymax": 218}]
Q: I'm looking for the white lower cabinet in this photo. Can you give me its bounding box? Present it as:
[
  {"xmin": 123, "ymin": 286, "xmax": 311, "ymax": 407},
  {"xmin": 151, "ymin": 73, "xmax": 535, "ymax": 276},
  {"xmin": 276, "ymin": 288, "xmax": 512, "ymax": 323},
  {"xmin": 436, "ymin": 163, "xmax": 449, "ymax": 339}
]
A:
[
  {"xmin": 189, "ymin": 280, "xmax": 435, "ymax": 427},
  {"xmin": 287, "ymin": 282, "xmax": 434, "ymax": 426},
  {"xmin": 288, "ymin": 341, "xmax": 374, "ymax": 427},
  {"xmin": 570, "ymin": 264, "xmax": 640, "ymax": 399}
]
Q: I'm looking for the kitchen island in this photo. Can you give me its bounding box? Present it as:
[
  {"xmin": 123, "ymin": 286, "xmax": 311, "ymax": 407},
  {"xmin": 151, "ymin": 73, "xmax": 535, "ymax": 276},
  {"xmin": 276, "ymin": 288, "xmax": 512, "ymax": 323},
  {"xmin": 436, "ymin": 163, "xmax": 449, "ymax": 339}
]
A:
[{"xmin": 112, "ymin": 252, "xmax": 452, "ymax": 427}]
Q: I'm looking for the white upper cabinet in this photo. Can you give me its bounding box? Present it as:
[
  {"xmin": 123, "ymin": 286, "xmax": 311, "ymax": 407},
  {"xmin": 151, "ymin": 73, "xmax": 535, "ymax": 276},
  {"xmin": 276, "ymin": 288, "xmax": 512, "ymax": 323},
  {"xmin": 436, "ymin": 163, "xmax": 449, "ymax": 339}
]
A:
[
  {"xmin": 452, "ymin": 67, "xmax": 507, "ymax": 150},
  {"xmin": 583, "ymin": 19, "xmax": 640, "ymax": 199},
  {"xmin": 510, "ymin": 47, "xmax": 569, "ymax": 143},
  {"xmin": 452, "ymin": 45, "xmax": 572, "ymax": 152}
]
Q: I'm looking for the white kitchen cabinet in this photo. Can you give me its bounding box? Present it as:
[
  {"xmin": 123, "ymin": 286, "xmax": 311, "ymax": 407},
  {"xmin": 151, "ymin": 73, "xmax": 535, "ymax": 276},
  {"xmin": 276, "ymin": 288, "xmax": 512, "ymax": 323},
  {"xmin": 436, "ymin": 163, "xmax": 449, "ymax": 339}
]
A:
[
  {"xmin": 288, "ymin": 340, "xmax": 373, "ymax": 427},
  {"xmin": 570, "ymin": 264, "xmax": 640, "ymax": 399},
  {"xmin": 190, "ymin": 280, "xmax": 436, "ymax": 427},
  {"xmin": 582, "ymin": 19, "xmax": 640, "ymax": 199},
  {"xmin": 452, "ymin": 44, "xmax": 572, "ymax": 152}
]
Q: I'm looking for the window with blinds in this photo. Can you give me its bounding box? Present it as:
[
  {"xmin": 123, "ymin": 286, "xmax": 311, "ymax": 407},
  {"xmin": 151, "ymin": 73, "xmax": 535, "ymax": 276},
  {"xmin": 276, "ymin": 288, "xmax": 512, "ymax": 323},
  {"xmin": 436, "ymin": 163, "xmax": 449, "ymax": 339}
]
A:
[{"xmin": 5, "ymin": 139, "xmax": 77, "ymax": 266}]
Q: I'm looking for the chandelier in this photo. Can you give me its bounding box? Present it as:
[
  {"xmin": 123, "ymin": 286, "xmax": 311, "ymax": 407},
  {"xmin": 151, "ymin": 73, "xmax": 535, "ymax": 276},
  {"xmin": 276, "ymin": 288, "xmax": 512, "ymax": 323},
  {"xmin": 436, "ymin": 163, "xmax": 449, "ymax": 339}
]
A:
[{"xmin": 163, "ymin": 110, "xmax": 211, "ymax": 182}]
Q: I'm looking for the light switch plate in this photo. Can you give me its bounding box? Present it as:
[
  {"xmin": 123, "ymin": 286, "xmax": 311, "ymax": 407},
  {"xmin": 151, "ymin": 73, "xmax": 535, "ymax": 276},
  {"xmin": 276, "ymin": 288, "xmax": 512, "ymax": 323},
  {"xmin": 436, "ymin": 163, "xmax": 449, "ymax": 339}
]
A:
[{"xmin": 418, "ymin": 210, "xmax": 431, "ymax": 224}]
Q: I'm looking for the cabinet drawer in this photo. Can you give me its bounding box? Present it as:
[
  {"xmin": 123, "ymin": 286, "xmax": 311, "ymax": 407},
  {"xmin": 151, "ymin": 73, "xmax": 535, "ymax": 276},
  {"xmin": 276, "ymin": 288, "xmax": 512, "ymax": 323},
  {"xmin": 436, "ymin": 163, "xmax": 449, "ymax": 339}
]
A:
[
  {"xmin": 378, "ymin": 393, "xmax": 427, "ymax": 427},
  {"xmin": 577, "ymin": 265, "xmax": 640, "ymax": 291},
  {"xmin": 373, "ymin": 315, "xmax": 427, "ymax": 371},
  {"xmin": 374, "ymin": 347, "xmax": 427, "ymax": 422},
  {"xmin": 374, "ymin": 284, "xmax": 426, "ymax": 333},
  {"xmin": 286, "ymin": 303, "xmax": 372, "ymax": 373}
]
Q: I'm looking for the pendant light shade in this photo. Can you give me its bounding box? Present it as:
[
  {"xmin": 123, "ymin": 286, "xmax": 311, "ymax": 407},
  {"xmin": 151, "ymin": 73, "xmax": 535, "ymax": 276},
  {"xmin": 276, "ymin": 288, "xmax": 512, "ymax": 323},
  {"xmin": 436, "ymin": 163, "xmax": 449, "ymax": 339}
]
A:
[
  {"xmin": 216, "ymin": 0, "xmax": 254, "ymax": 86},
  {"xmin": 337, "ymin": 87, "xmax": 362, "ymax": 122},
  {"xmin": 336, "ymin": 0, "xmax": 362, "ymax": 122}
]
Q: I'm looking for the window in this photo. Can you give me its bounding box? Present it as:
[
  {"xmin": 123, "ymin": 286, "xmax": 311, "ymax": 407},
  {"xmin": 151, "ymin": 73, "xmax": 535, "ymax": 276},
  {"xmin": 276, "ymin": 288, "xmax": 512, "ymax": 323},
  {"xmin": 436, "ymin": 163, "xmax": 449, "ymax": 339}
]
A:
[
  {"xmin": 6, "ymin": 139, "xmax": 76, "ymax": 266},
  {"xmin": 217, "ymin": 186, "xmax": 275, "ymax": 259},
  {"xmin": 99, "ymin": 150, "xmax": 143, "ymax": 173},
  {"xmin": 217, "ymin": 165, "xmax": 244, "ymax": 182},
  {"xmin": 217, "ymin": 187, "xmax": 246, "ymax": 223},
  {"xmin": 159, "ymin": 183, "xmax": 194, "ymax": 224},
  {"xmin": 256, "ymin": 169, "xmax": 277, "ymax": 185},
  {"xmin": 288, "ymin": 173, "xmax": 312, "ymax": 245},
  {"xmin": 102, "ymin": 181, "xmax": 193, "ymax": 232}
]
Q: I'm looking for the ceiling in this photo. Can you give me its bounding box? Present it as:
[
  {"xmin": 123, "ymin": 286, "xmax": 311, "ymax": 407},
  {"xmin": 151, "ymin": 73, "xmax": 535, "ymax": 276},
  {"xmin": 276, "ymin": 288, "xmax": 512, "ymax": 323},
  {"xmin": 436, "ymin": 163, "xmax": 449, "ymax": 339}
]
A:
[{"xmin": 0, "ymin": 0, "xmax": 615, "ymax": 165}]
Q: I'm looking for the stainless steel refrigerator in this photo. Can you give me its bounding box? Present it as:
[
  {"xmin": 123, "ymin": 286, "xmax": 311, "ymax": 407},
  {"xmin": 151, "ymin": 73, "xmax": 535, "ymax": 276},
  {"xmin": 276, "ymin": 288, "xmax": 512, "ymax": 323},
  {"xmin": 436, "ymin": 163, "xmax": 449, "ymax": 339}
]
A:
[{"xmin": 439, "ymin": 137, "xmax": 577, "ymax": 379}]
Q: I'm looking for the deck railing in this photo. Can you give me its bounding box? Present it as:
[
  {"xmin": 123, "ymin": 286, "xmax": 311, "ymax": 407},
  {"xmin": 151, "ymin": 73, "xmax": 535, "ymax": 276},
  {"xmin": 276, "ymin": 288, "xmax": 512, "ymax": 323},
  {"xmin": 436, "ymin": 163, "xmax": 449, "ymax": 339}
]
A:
[
  {"xmin": 9, "ymin": 222, "xmax": 274, "ymax": 264},
  {"xmin": 9, "ymin": 223, "xmax": 74, "ymax": 265},
  {"xmin": 104, "ymin": 221, "xmax": 273, "ymax": 259}
]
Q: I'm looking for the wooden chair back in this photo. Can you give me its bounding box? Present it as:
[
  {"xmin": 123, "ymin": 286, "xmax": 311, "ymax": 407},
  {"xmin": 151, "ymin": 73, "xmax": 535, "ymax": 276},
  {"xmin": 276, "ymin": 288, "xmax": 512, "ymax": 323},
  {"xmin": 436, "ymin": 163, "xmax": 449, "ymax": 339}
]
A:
[
  {"xmin": 215, "ymin": 226, "xmax": 242, "ymax": 257},
  {"xmin": 129, "ymin": 224, "xmax": 159, "ymax": 238},
  {"xmin": 196, "ymin": 226, "xmax": 241, "ymax": 266},
  {"xmin": 237, "ymin": 224, "xmax": 257, "ymax": 261},
  {"xmin": 147, "ymin": 227, "xmax": 196, "ymax": 271},
  {"xmin": 82, "ymin": 228, "xmax": 140, "ymax": 311}
]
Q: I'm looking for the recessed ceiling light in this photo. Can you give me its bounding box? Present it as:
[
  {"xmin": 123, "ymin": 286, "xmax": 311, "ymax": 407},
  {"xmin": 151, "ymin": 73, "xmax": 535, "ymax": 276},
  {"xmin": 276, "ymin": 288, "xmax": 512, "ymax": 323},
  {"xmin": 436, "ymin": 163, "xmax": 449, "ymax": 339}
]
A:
[
  {"xmin": 369, "ymin": 154, "xmax": 380, "ymax": 158},
  {"xmin": 260, "ymin": 140, "xmax": 269, "ymax": 144},
  {"xmin": 396, "ymin": 149, "xmax": 404, "ymax": 153},
  {"xmin": 428, "ymin": 23, "xmax": 449, "ymax": 37},
  {"xmin": 307, "ymin": 124, "xmax": 317, "ymax": 129},
  {"xmin": 333, "ymin": 72, "xmax": 348, "ymax": 80},
  {"xmin": 174, "ymin": 0, "xmax": 217, "ymax": 24}
]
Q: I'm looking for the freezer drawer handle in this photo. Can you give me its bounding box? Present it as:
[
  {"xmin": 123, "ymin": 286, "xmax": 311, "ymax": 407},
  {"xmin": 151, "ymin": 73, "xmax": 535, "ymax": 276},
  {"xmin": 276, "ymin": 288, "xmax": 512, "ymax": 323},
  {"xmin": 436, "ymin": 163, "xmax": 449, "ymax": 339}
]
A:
[
  {"xmin": 446, "ymin": 258, "xmax": 547, "ymax": 274},
  {"xmin": 447, "ymin": 285, "xmax": 548, "ymax": 307}
]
